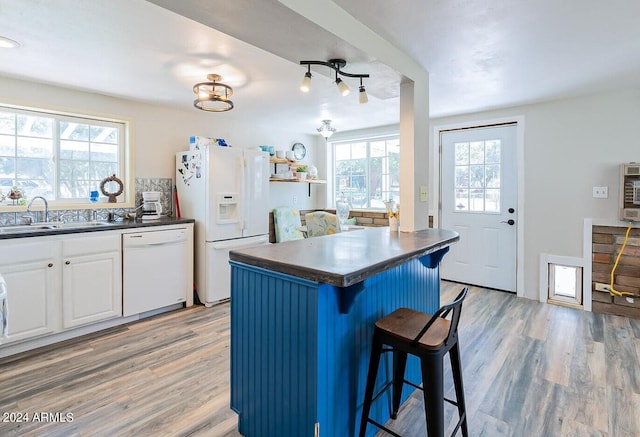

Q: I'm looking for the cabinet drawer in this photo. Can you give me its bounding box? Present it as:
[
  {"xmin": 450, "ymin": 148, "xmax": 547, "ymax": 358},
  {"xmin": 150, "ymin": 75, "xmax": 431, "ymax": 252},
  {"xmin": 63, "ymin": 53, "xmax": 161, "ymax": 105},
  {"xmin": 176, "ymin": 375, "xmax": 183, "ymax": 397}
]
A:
[
  {"xmin": 63, "ymin": 233, "xmax": 121, "ymax": 256},
  {"xmin": 0, "ymin": 239, "xmax": 58, "ymax": 264}
]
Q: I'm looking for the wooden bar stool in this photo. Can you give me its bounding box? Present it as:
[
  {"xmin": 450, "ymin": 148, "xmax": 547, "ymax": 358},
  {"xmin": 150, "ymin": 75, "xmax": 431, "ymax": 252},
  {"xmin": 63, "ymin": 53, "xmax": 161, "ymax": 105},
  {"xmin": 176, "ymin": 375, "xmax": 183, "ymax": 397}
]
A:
[{"xmin": 359, "ymin": 287, "xmax": 469, "ymax": 437}]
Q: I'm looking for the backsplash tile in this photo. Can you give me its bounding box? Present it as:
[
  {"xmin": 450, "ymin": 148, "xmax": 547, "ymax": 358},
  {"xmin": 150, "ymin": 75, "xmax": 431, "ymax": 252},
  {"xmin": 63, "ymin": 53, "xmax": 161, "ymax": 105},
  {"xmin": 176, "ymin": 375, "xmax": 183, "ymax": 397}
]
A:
[
  {"xmin": 0, "ymin": 177, "xmax": 174, "ymax": 225},
  {"xmin": 135, "ymin": 177, "xmax": 173, "ymax": 217}
]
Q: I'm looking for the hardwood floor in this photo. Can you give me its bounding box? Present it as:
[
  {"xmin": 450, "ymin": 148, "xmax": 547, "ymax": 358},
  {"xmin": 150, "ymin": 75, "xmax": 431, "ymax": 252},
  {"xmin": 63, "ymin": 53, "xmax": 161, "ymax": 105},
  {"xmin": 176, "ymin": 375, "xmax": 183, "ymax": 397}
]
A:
[{"xmin": 0, "ymin": 282, "xmax": 638, "ymax": 436}]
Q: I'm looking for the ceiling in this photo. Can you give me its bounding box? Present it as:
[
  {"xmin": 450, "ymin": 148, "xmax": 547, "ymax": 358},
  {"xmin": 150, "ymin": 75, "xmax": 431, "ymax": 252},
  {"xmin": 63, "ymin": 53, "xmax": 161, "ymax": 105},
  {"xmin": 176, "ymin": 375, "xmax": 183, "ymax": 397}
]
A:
[{"xmin": 1, "ymin": 0, "xmax": 640, "ymax": 135}]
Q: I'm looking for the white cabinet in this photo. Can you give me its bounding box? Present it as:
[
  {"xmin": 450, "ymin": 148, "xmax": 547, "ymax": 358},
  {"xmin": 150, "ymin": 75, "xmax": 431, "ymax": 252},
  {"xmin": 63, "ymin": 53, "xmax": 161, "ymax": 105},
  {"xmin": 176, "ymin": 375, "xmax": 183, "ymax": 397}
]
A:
[
  {"xmin": 0, "ymin": 223, "xmax": 192, "ymax": 355},
  {"xmin": 0, "ymin": 232, "xmax": 121, "ymax": 344},
  {"xmin": 62, "ymin": 234, "xmax": 122, "ymax": 329},
  {"xmin": 0, "ymin": 240, "xmax": 60, "ymax": 344}
]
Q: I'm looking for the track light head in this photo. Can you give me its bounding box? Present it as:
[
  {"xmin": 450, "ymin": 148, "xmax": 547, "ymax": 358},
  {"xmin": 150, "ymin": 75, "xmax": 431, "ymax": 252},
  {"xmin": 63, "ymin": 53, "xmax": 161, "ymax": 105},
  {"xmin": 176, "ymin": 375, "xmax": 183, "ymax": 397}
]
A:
[
  {"xmin": 358, "ymin": 85, "xmax": 368, "ymax": 104},
  {"xmin": 336, "ymin": 77, "xmax": 350, "ymax": 96},
  {"xmin": 300, "ymin": 71, "xmax": 312, "ymax": 93}
]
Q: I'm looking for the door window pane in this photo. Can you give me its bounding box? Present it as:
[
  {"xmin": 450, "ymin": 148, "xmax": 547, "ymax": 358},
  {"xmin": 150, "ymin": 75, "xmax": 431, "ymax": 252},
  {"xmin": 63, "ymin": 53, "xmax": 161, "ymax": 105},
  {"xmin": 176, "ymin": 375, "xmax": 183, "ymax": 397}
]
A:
[
  {"xmin": 451, "ymin": 139, "xmax": 502, "ymax": 213},
  {"xmin": 469, "ymin": 142, "xmax": 484, "ymax": 164},
  {"xmin": 455, "ymin": 189, "xmax": 469, "ymax": 211},
  {"xmin": 454, "ymin": 142, "xmax": 469, "ymax": 165}
]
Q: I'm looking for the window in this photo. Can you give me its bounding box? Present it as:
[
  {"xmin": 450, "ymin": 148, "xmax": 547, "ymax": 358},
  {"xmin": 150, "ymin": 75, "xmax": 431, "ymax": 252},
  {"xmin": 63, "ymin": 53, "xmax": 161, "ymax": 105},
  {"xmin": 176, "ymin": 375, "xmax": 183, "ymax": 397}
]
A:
[
  {"xmin": 453, "ymin": 140, "xmax": 501, "ymax": 213},
  {"xmin": 0, "ymin": 105, "xmax": 126, "ymax": 204},
  {"xmin": 332, "ymin": 135, "xmax": 399, "ymax": 209}
]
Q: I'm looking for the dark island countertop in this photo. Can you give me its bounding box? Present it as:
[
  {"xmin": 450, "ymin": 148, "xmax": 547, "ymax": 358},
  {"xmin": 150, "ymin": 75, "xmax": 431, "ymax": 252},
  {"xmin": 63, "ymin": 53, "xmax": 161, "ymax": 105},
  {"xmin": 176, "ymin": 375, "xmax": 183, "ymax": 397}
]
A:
[{"xmin": 229, "ymin": 227, "xmax": 459, "ymax": 288}]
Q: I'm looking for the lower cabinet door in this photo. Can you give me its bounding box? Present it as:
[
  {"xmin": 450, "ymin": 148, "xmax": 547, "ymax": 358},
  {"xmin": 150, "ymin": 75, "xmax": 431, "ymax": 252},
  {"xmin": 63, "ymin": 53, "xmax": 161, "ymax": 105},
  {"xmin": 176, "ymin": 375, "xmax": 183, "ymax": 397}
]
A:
[
  {"xmin": 62, "ymin": 250, "xmax": 122, "ymax": 329},
  {"xmin": 1, "ymin": 259, "xmax": 58, "ymax": 343}
]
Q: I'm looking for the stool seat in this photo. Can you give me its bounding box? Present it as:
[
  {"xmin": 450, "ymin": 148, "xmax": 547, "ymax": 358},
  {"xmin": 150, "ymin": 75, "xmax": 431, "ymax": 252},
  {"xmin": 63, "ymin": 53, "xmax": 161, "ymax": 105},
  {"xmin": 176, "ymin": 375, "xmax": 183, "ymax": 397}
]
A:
[
  {"xmin": 375, "ymin": 308, "xmax": 450, "ymax": 350},
  {"xmin": 359, "ymin": 287, "xmax": 469, "ymax": 437}
]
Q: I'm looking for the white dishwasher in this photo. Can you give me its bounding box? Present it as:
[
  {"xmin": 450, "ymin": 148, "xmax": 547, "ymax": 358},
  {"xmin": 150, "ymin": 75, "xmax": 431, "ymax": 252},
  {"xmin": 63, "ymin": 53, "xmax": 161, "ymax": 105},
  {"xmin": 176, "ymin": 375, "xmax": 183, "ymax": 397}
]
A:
[{"xmin": 123, "ymin": 228, "xmax": 189, "ymax": 317}]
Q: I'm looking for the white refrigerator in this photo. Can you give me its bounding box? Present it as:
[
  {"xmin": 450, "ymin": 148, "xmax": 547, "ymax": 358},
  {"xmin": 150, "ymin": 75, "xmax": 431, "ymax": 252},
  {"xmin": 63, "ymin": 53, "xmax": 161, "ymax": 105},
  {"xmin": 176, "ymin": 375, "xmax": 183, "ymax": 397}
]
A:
[{"xmin": 176, "ymin": 146, "xmax": 270, "ymax": 307}]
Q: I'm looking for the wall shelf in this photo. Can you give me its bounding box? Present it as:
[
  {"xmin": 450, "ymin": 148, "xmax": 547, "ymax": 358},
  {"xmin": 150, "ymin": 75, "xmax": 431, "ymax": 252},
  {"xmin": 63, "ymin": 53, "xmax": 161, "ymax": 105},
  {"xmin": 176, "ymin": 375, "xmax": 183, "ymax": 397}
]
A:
[
  {"xmin": 269, "ymin": 157, "xmax": 324, "ymax": 196},
  {"xmin": 269, "ymin": 178, "xmax": 326, "ymax": 196}
]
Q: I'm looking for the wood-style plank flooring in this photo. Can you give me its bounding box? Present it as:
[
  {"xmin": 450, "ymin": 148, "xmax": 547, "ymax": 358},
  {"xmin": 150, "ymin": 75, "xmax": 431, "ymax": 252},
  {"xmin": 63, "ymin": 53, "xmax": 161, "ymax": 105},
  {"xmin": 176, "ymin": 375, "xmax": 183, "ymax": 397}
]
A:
[{"xmin": 0, "ymin": 282, "xmax": 638, "ymax": 436}]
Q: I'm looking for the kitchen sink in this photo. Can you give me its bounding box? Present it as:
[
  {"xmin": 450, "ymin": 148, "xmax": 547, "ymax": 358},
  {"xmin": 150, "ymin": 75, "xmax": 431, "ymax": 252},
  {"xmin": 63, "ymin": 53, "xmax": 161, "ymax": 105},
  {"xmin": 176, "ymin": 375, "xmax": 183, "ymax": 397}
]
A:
[
  {"xmin": 0, "ymin": 221, "xmax": 112, "ymax": 234},
  {"xmin": 0, "ymin": 224, "xmax": 57, "ymax": 233},
  {"xmin": 55, "ymin": 221, "xmax": 111, "ymax": 228}
]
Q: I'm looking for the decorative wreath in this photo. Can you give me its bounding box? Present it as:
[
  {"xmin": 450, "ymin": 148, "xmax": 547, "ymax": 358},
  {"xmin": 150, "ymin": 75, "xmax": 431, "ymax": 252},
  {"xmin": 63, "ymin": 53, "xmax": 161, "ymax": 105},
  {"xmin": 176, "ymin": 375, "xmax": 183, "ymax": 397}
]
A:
[{"xmin": 100, "ymin": 174, "xmax": 124, "ymax": 203}]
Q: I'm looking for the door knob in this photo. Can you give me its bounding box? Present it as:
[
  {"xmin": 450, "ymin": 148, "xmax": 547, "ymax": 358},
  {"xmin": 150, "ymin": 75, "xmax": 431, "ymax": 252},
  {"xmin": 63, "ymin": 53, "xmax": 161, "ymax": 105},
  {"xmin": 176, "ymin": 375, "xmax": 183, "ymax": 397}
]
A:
[
  {"xmin": 501, "ymin": 219, "xmax": 515, "ymax": 225},
  {"xmin": 508, "ymin": 208, "xmax": 515, "ymax": 214}
]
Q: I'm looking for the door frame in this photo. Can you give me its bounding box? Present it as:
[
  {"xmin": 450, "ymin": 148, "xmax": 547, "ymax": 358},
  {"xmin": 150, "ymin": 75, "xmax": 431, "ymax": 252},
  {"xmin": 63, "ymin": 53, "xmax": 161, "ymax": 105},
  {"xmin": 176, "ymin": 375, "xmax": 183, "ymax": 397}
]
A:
[{"xmin": 431, "ymin": 115, "xmax": 526, "ymax": 298}]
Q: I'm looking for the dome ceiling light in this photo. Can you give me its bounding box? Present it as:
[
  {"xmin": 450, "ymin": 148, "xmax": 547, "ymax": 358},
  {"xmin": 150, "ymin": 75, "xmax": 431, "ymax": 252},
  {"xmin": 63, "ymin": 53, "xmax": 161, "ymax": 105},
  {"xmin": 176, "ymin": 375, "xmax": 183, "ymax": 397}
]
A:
[{"xmin": 193, "ymin": 74, "xmax": 234, "ymax": 112}]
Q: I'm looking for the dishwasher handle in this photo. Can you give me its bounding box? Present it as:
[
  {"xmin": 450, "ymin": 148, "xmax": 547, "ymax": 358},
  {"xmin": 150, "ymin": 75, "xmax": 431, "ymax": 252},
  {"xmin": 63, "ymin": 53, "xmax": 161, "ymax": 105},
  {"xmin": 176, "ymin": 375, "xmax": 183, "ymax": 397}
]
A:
[{"xmin": 123, "ymin": 229, "xmax": 187, "ymax": 247}]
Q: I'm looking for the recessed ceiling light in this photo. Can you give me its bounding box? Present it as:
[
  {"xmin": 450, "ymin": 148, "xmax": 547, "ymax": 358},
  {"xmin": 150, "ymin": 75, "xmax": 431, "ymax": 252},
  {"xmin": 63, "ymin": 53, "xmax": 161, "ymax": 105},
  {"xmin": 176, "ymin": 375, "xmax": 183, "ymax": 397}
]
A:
[{"xmin": 0, "ymin": 36, "xmax": 20, "ymax": 49}]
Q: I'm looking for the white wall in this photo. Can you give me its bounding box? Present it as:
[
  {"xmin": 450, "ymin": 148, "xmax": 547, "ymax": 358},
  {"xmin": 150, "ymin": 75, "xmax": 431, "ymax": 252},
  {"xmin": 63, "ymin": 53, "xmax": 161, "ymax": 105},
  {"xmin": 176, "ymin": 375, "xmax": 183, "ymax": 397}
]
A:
[
  {"xmin": 0, "ymin": 76, "xmax": 325, "ymax": 211},
  {"xmin": 431, "ymin": 89, "xmax": 640, "ymax": 300}
]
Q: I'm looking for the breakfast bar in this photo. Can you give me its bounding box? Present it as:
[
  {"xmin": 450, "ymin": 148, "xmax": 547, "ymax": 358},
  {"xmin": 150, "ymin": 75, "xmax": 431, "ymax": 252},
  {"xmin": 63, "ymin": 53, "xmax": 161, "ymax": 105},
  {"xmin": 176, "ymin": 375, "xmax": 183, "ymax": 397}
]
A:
[{"xmin": 229, "ymin": 227, "xmax": 459, "ymax": 437}]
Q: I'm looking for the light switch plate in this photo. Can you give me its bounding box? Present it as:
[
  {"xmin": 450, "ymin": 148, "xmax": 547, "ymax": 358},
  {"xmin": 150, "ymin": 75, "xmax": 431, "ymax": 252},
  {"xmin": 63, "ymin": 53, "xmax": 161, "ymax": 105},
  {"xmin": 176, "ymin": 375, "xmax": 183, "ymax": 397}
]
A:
[
  {"xmin": 592, "ymin": 186, "xmax": 608, "ymax": 198},
  {"xmin": 420, "ymin": 185, "xmax": 428, "ymax": 202}
]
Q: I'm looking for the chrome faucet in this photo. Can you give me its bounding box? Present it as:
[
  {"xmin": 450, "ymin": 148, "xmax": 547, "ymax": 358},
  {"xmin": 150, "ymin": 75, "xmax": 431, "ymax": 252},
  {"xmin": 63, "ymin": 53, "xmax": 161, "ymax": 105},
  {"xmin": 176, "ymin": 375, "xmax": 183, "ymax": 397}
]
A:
[{"xmin": 27, "ymin": 196, "xmax": 49, "ymax": 223}]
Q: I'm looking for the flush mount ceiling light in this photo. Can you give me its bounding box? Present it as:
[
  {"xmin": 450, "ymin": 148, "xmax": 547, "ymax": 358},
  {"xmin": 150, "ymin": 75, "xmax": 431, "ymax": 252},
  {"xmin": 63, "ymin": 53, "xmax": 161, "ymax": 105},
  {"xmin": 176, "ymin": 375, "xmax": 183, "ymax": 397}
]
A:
[
  {"xmin": 0, "ymin": 36, "xmax": 20, "ymax": 49},
  {"xmin": 299, "ymin": 59, "xmax": 369, "ymax": 104},
  {"xmin": 317, "ymin": 120, "xmax": 336, "ymax": 139},
  {"xmin": 193, "ymin": 74, "xmax": 234, "ymax": 112}
]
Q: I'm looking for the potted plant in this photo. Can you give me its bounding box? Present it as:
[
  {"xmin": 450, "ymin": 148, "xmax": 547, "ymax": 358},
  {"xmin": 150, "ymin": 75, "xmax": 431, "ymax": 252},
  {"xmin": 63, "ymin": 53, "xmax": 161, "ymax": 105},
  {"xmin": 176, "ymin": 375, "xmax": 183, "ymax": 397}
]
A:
[{"xmin": 296, "ymin": 165, "xmax": 308, "ymax": 181}]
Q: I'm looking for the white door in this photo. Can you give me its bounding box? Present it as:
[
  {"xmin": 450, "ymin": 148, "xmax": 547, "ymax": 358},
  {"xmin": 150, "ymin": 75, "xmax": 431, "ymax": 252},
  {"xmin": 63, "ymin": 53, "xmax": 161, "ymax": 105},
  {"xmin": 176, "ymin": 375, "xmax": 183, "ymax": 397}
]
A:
[{"xmin": 440, "ymin": 124, "xmax": 518, "ymax": 292}]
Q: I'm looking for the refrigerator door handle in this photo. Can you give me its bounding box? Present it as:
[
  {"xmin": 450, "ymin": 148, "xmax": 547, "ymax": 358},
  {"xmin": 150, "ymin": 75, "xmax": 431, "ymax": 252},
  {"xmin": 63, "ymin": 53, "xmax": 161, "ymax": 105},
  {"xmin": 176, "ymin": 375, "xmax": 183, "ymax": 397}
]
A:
[
  {"xmin": 240, "ymin": 156, "xmax": 247, "ymax": 234},
  {"xmin": 211, "ymin": 235, "xmax": 269, "ymax": 250},
  {"xmin": 236, "ymin": 156, "xmax": 246, "ymax": 233}
]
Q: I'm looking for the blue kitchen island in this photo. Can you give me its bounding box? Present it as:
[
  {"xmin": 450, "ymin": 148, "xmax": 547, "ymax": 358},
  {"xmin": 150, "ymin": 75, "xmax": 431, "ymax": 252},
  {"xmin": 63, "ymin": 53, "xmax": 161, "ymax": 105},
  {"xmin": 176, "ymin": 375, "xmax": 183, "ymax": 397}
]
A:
[{"xmin": 229, "ymin": 227, "xmax": 459, "ymax": 437}]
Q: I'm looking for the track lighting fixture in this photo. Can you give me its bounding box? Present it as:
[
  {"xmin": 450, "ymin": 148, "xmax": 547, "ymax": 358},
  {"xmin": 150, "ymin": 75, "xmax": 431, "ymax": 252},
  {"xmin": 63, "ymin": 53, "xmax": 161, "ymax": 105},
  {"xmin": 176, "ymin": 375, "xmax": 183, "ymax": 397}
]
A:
[
  {"xmin": 299, "ymin": 59, "xmax": 369, "ymax": 103},
  {"xmin": 193, "ymin": 74, "xmax": 234, "ymax": 112}
]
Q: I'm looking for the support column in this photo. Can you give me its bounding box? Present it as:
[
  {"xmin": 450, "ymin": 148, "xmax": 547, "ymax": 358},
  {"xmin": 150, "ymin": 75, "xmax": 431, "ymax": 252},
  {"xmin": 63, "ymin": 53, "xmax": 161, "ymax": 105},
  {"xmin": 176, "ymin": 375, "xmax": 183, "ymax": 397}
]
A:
[{"xmin": 399, "ymin": 79, "xmax": 429, "ymax": 231}]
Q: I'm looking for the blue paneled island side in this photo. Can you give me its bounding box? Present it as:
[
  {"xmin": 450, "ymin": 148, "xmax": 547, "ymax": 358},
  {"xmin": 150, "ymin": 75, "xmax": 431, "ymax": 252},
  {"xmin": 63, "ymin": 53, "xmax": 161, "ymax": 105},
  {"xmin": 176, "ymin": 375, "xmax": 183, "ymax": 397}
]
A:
[{"xmin": 229, "ymin": 227, "xmax": 458, "ymax": 437}]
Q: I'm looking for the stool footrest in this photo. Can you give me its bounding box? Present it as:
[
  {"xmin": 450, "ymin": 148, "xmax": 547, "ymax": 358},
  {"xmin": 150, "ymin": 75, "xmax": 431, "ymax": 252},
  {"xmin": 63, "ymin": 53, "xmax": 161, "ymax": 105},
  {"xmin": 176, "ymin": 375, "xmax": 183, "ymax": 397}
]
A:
[
  {"xmin": 370, "ymin": 380, "xmax": 394, "ymax": 405},
  {"xmin": 444, "ymin": 396, "xmax": 460, "ymax": 407},
  {"xmin": 449, "ymin": 411, "xmax": 467, "ymax": 437},
  {"xmin": 365, "ymin": 418, "xmax": 403, "ymax": 437}
]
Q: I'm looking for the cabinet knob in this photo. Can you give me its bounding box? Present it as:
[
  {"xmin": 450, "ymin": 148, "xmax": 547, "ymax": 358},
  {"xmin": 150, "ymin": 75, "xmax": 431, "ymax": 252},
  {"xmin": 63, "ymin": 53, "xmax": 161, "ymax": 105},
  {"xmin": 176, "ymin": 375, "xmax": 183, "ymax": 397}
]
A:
[
  {"xmin": 48, "ymin": 263, "xmax": 53, "ymax": 268},
  {"xmin": 65, "ymin": 260, "xmax": 71, "ymax": 265}
]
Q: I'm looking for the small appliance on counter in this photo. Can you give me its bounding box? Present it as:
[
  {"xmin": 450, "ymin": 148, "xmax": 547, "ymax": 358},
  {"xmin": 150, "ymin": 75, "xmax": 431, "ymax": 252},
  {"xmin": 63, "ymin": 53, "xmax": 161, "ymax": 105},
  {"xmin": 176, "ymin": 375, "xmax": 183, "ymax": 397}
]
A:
[{"xmin": 141, "ymin": 191, "xmax": 163, "ymax": 221}]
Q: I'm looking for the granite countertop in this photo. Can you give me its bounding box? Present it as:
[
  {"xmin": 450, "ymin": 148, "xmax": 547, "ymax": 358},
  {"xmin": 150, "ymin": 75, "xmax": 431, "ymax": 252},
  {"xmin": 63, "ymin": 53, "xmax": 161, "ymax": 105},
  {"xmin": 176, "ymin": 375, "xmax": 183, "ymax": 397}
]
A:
[
  {"xmin": 229, "ymin": 227, "xmax": 459, "ymax": 287},
  {"xmin": 0, "ymin": 216, "xmax": 195, "ymax": 240}
]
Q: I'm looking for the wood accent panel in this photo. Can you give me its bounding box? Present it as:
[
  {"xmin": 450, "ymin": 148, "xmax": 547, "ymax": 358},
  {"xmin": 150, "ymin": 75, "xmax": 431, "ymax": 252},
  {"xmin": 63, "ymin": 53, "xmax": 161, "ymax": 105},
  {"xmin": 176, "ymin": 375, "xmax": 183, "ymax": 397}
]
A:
[
  {"xmin": 1, "ymin": 282, "xmax": 639, "ymax": 436},
  {"xmin": 592, "ymin": 225, "xmax": 640, "ymax": 318}
]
